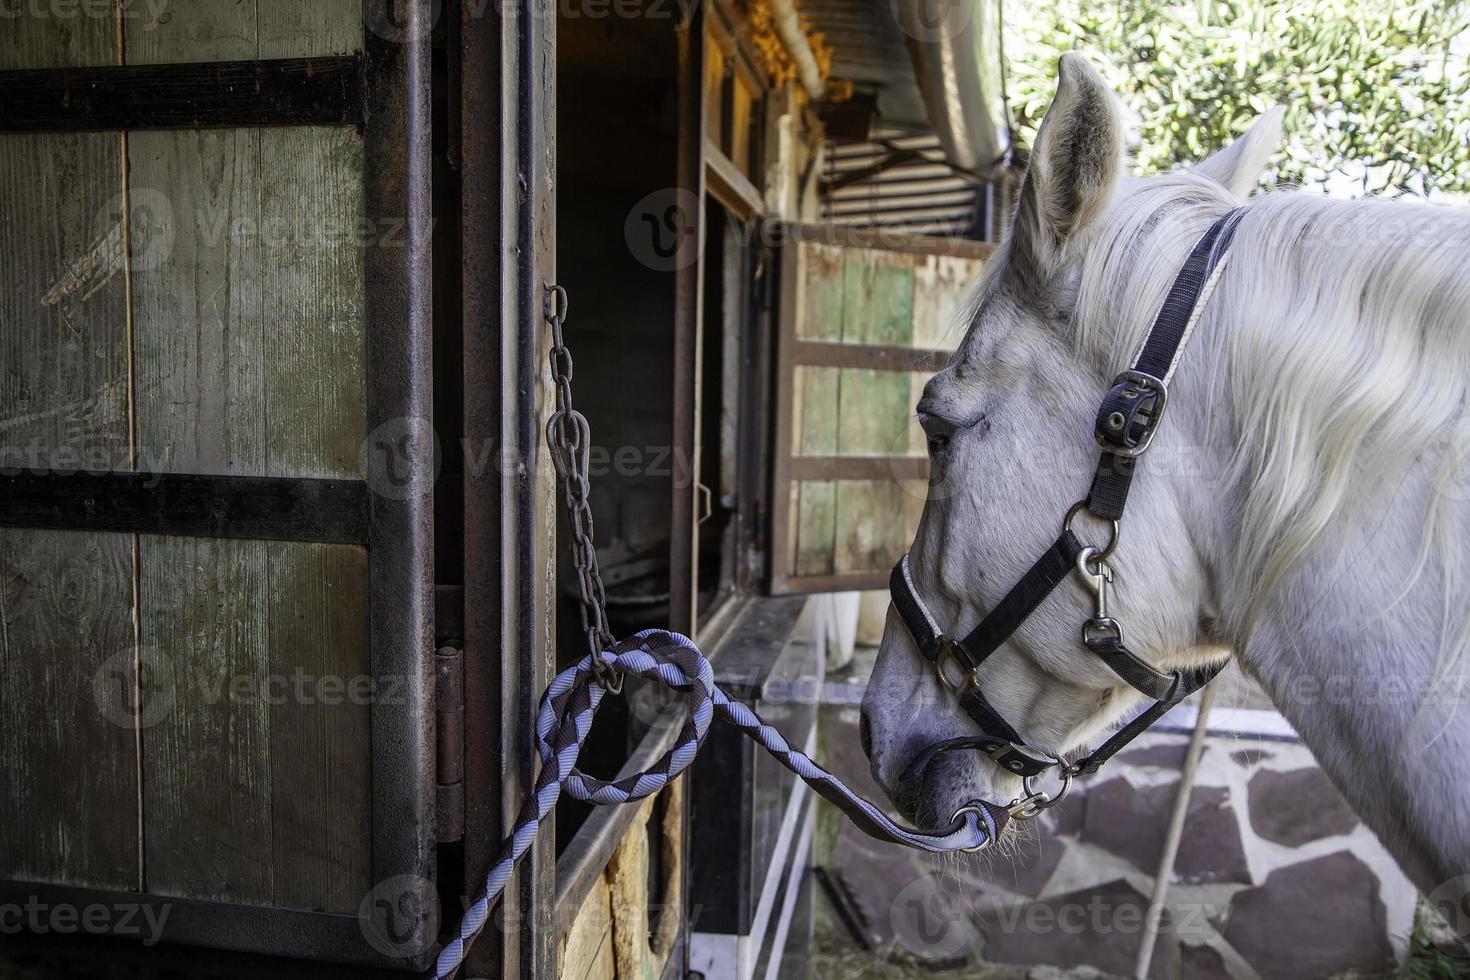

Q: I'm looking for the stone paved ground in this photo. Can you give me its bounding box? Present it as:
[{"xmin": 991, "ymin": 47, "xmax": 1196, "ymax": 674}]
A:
[{"xmin": 811, "ymin": 654, "xmax": 1421, "ymax": 980}]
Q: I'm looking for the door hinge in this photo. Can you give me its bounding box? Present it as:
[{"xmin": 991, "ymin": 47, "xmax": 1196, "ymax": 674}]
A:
[{"xmin": 435, "ymin": 645, "xmax": 465, "ymax": 843}]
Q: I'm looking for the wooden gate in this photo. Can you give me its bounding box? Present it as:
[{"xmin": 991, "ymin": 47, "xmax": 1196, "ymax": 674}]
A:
[{"xmin": 769, "ymin": 225, "xmax": 993, "ymax": 593}]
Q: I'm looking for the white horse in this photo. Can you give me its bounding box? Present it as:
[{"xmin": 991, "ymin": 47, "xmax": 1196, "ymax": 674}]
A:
[{"xmin": 860, "ymin": 53, "xmax": 1470, "ymax": 917}]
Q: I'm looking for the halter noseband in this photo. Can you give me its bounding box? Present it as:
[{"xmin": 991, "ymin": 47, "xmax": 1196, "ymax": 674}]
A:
[{"xmin": 890, "ymin": 207, "xmax": 1245, "ymax": 821}]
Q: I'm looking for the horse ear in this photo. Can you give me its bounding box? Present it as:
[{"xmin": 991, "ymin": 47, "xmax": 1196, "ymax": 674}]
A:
[
  {"xmin": 1010, "ymin": 53, "xmax": 1125, "ymax": 285},
  {"xmin": 1194, "ymin": 108, "xmax": 1285, "ymax": 199}
]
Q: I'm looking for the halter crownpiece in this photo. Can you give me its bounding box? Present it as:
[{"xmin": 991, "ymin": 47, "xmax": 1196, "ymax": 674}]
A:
[{"xmin": 890, "ymin": 207, "xmax": 1246, "ymax": 818}]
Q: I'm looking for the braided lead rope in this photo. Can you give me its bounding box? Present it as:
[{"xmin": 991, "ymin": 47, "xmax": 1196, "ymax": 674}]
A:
[{"xmin": 432, "ymin": 629, "xmax": 1001, "ymax": 979}]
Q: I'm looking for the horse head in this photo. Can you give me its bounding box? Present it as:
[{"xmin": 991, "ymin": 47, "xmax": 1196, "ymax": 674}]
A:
[{"xmin": 861, "ymin": 53, "xmax": 1282, "ymax": 831}]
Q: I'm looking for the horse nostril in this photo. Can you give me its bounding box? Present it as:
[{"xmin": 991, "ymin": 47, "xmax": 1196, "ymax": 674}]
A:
[{"xmin": 859, "ymin": 707, "xmax": 875, "ymax": 757}]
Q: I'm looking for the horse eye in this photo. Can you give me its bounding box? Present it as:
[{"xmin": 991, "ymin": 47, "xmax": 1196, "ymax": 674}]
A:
[{"xmin": 918, "ymin": 412, "xmax": 957, "ymax": 455}]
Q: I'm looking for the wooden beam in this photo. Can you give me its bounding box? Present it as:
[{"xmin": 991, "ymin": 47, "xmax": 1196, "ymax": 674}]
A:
[
  {"xmin": 788, "ymin": 456, "xmax": 928, "ymax": 481},
  {"xmin": 0, "ymin": 57, "xmax": 364, "ymax": 132},
  {"xmin": 791, "ymin": 340, "xmax": 949, "ymax": 372},
  {"xmin": 777, "ymin": 220, "xmax": 995, "ymax": 259},
  {"xmin": 704, "ymin": 139, "xmax": 764, "ymax": 222},
  {"xmin": 0, "ymin": 470, "xmax": 370, "ymax": 544}
]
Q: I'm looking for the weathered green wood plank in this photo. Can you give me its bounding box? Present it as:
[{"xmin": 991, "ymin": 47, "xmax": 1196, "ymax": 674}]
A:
[
  {"xmin": 797, "ymin": 243, "xmax": 844, "ymax": 341},
  {"xmin": 127, "ymin": 1, "xmax": 371, "ymax": 913},
  {"xmin": 0, "ymin": 7, "xmax": 116, "ymax": 70},
  {"xmin": 0, "ymin": 19, "xmax": 136, "ymax": 890},
  {"xmin": 131, "ymin": 128, "xmax": 265, "ymax": 474},
  {"xmin": 836, "ymin": 368, "xmax": 910, "ymax": 456},
  {"xmin": 840, "ymin": 254, "xmax": 914, "ymax": 346},
  {"xmin": 258, "ymin": 122, "xmax": 368, "ymax": 912},
  {"xmin": 912, "ymin": 253, "xmax": 981, "ymax": 350},
  {"xmin": 258, "ymin": 128, "xmax": 367, "ymax": 477},
  {"xmin": 138, "ymin": 536, "xmax": 274, "ymax": 902},
  {"xmin": 833, "ymin": 480, "xmax": 909, "ymax": 574},
  {"xmin": 267, "ymin": 541, "xmax": 371, "ymax": 911},
  {"xmin": 907, "ymin": 372, "xmax": 926, "ymax": 456},
  {"xmin": 126, "ymin": 0, "xmax": 362, "ymax": 64},
  {"xmin": 793, "ymin": 481, "xmax": 837, "ymax": 576},
  {"xmin": 794, "ymin": 366, "xmax": 839, "ymax": 456}
]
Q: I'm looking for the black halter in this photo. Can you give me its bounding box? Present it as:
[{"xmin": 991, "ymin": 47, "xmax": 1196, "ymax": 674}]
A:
[{"xmin": 890, "ymin": 208, "xmax": 1245, "ymax": 815}]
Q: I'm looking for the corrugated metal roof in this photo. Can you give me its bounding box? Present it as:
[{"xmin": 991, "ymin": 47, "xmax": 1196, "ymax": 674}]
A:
[{"xmin": 819, "ymin": 126, "xmax": 981, "ymax": 236}]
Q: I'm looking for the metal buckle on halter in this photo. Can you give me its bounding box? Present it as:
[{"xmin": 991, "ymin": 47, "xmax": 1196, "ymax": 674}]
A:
[
  {"xmin": 932, "ymin": 636, "xmax": 972, "ymax": 693},
  {"xmin": 1095, "ymin": 370, "xmax": 1168, "ymax": 457}
]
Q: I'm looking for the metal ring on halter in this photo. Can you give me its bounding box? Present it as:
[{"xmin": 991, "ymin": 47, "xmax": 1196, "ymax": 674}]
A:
[
  {"xmin": 1008, "ymin": 769, "xmax": 1074, "ymax": 820},
  {"xmin": 1064, "ymin": 500, "xmax": 1120, "ymax": 561},
  {"xmin": 947, "ymin": 804, "xmax": 996, "ymax": 852}
]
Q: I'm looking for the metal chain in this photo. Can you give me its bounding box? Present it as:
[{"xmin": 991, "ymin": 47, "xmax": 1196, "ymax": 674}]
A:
[{"xmin": 544, "ymin": 285, "xmax": 622, "ymax": 693}]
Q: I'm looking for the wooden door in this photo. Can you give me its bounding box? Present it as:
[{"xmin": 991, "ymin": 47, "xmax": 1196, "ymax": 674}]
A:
[
  {"xmin": 769, "ymin": 224, "xmax": 993, "ymax": 593},
  {"xmin": 0, "ymin": 1, "xmax": 437, "ymax": 968}
]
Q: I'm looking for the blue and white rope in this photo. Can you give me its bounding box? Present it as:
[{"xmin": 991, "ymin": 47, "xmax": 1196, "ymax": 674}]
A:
[{"xmin": 432, "ymin": 628, "xmax": 1003, "ymax": 979}]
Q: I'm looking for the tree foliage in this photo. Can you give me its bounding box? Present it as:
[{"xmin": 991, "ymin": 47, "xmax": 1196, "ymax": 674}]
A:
[{"xmin": 1004, "ymin": 0, "xmax": 1470, "ymax": 196}]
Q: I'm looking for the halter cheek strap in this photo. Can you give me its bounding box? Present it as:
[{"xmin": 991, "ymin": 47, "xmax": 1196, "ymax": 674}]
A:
[{"xmin": 889, "ymin": 207, "xmax": 1245, "ymax": 798}]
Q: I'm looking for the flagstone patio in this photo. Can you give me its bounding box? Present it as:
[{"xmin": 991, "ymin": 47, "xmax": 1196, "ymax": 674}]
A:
[{"xmin": 810, "ymin": 656, "xmax": 1421, "ymax": 980}]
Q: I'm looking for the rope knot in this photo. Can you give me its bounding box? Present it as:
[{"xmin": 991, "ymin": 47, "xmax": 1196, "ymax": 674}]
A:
[{"xmin": 535, "ymin": 630, "xmax": 715, "ymax": 806}]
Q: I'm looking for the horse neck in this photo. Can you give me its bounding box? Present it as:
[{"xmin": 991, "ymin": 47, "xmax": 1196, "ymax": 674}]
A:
[{"xmin": 1154, "ymin": 192, "xmax": 1470, "ymax": 896}]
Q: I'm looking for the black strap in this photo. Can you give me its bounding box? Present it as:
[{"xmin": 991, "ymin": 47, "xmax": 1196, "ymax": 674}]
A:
[
  {"xmin": 889, "ymin": 533, "xmax": 1084, "ymax": 757},
  {"xmin": 1084, "ymin": 633, "xmax": 1178, "ymax": 701},
  {"xmin": 894, "ymin": 735, "xmax": 1052, "ymax": 806},
  {"xmin": 1132, "ymin": 209, "xmax": 1245, "ymax": 379},
  {"xmin": 1071, "ymin": 661, "xmax": 1225, "ymax": 775},
  {"xmin": 1086, "ymin": 208, "xmax": 1245, "ymax": 521},
  {"xmin": 889, "ymin": 558, "xmax": 945, "ymax": 662},
  {"xmin": 954, "ymin": 531, "xmax": 1084, "ymax": 667}
]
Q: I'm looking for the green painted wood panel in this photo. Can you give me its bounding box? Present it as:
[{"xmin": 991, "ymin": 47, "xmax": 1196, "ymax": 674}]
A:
[
  {"xmin": 793, "ymin": 481, "xmax": 837, "ymax": 577},
  {"xmin": 0, "ymin": 18, "xmax": 137, "ymax": 890},
  {"xmin": 797, "ymin": 243, "xmax": 844, "ymax": 341},
  {"xmin": 125, "ymin": 0, "xmax": 362, "ymax": 64},
  {"xmin": 912, "ymin": 253, "xmax": 981, "ymax": 350},
  {"xmin": 0, "ymin": 5, "xmax": 117, "ymax": 69},
  {"xmin": 836, "ymin": 368, "xmax": 910, "ymax": 456},
  {"xmin": 833, "ymin": 480, "xmax": 910, "ymax": 574},
  {"xmin": 840, "ymin": 257, "xmax": 913, "ymax": 346},
  {"xmin": 126, "ymin": 0, "xmax": 371, "ymax": 913},
  {"xmin": 793, "ymin": 366, "xmax": 839, "ymax": 456}
]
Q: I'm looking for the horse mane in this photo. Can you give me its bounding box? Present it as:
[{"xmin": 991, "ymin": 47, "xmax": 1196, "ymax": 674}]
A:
[{"xmin": 1072, "ymin": 175, "xmax": 1470, "ymax": 680}]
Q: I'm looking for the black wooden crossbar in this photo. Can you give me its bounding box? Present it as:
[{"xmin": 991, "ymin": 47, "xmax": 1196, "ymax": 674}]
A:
[
  {"xmin": 0, "ymin": 56, "xmax": 364, "ymax": 133},
  {"xmin": 0, "ymin": 469, "xmax": 369, "ymax": 545}
]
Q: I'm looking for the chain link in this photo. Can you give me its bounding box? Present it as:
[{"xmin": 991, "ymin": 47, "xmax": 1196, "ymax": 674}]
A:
[{"xmin": 544, "ymin": 285, "xmax": 622, "ymax": 693}]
